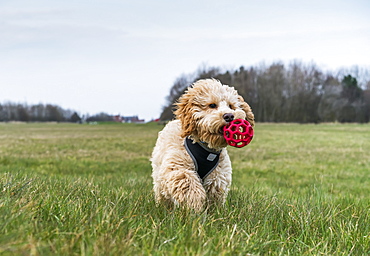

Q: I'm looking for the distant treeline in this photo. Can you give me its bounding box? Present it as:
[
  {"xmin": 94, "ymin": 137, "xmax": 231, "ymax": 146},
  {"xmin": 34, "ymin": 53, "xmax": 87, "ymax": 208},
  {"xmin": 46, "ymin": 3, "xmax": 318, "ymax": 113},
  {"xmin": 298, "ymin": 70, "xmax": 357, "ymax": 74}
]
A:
[
  {"xmin": 161, "ymin": 61, "xmax": 370, "ymax": 123},
  {"xmin": 0, "ymin": 103, "xmax": 120, "ymax": 123},
  {"xmin": 0, "ymin": 103, "xmax": 82, "ymax": 122}
]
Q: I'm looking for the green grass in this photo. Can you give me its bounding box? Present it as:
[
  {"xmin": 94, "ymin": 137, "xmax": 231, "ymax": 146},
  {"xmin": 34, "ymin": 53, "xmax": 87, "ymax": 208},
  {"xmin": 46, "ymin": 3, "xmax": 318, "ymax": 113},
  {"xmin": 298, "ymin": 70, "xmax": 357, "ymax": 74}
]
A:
[{"xmin": 0, "ymin": 122, "xmax": 369, "ymax": 255}]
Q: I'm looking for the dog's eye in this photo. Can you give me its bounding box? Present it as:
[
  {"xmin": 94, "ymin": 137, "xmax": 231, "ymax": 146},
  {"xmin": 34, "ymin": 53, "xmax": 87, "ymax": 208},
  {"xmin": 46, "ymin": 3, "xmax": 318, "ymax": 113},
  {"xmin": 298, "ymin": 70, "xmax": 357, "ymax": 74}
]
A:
[
  {"xmin": 229, "ymin": 104, "xmax": 233, "ymax": 109},
  {"xmin": 209, "ymin": 103, "xmax": 217, "ymax": 109}
]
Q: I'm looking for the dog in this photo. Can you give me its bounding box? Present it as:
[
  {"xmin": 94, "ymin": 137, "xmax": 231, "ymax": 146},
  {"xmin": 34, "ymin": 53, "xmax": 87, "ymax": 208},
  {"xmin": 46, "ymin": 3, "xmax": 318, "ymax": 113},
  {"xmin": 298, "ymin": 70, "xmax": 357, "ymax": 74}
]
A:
[{"xmin": 151, "ymin": 78, "xmax": 254, "ymax": 212}]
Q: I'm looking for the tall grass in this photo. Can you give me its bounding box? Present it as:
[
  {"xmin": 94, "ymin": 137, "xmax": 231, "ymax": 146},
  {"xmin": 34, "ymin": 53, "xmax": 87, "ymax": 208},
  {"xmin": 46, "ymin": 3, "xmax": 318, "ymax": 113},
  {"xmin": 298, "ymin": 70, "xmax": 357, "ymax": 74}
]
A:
[{"xmin": 0, "ymin": 122, "xmax": 369, "ymax": 255}]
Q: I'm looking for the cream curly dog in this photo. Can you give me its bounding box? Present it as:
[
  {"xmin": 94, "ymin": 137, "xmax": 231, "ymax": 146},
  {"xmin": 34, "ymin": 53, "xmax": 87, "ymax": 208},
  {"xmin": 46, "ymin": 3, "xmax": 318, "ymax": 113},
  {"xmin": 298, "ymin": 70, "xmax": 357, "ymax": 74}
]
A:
[{"xmin": 151, "ymin": 79, "xmax": 254, "ymax": 212}]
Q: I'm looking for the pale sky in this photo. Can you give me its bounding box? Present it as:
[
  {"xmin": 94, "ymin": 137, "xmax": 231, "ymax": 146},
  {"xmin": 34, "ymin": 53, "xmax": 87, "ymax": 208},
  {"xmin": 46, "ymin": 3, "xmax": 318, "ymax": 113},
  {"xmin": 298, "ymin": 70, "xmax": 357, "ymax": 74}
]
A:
[{"xmin": 1, "ymin": 0, "xmax": 369, "ymax": 121}]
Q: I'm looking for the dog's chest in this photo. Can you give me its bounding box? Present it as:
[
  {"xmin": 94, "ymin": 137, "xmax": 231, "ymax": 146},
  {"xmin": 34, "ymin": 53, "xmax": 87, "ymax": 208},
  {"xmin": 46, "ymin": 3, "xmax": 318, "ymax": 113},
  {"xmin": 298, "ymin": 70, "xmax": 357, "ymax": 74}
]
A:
[{"xmin": 184, "ymin": 137, "xmax": 221, "ymax": 180}]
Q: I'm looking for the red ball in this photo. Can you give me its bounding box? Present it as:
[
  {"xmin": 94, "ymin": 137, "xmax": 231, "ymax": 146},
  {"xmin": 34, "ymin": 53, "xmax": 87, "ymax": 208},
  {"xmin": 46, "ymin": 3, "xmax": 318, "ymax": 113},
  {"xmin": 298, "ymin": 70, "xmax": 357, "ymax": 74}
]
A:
[{"xmin": 223, "ymin": 119, "xmax": 254, "ymax": 148}]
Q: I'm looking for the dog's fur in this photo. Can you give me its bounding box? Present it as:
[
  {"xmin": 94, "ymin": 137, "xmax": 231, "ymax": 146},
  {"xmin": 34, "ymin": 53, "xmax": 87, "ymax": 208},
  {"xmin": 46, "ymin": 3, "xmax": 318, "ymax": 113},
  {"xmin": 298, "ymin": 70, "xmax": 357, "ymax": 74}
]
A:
[{"xmin": 151, "ymin": 79, "xmax": 254, "ymax": 212}]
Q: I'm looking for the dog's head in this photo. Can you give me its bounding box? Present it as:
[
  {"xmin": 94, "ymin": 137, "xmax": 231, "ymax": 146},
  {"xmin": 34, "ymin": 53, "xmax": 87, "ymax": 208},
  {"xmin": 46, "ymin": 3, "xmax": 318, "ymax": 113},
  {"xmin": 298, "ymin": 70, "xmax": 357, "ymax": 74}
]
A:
[{"xmin": 174, "ymin": 79, "xmax": 254, "ymax": 149}]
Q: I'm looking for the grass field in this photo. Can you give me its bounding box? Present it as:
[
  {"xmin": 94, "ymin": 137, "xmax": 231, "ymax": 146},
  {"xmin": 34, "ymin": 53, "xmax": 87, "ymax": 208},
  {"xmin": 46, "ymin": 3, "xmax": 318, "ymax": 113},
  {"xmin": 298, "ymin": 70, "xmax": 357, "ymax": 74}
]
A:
[{"xmin": 0, "ymin": 122, "xmax": 369, "ymax": 255}]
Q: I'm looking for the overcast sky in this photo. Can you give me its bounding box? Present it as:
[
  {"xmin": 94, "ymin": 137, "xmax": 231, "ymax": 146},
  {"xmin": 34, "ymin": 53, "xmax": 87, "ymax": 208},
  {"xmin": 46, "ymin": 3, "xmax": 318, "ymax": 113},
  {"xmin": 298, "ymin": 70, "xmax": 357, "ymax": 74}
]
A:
[{"xmin": 1, "ymin": 0, "xmax": 369, "ymax": 121}]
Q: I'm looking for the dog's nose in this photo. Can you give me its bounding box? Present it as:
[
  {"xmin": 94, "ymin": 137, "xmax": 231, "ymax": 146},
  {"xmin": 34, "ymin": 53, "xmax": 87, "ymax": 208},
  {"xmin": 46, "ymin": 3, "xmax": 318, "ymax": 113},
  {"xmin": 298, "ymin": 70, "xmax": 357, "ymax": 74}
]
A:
[{"xmin": 223, "ymin": 113, "xmax": 234, "ymax": 122}]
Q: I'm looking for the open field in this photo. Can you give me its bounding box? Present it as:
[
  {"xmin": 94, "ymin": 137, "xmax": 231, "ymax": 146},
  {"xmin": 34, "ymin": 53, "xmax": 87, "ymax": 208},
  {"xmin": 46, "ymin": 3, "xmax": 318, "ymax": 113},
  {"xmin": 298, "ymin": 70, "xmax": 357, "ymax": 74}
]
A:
[{"xmin": 0, "ymin": 122, "xmax": 369, "ymax": 255}]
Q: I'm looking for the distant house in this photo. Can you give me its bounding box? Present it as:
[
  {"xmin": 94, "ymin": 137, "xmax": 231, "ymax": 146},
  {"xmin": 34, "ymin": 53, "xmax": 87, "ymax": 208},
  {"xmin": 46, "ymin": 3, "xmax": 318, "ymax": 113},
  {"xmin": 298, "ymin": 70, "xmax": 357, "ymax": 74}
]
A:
[
  {"xmin": 122, "ymin": 115, "xmax": 145, "ymax": 123},
  {"xmin": 113, "ymin": 115, "xmax": 123, "ymax": 122}
]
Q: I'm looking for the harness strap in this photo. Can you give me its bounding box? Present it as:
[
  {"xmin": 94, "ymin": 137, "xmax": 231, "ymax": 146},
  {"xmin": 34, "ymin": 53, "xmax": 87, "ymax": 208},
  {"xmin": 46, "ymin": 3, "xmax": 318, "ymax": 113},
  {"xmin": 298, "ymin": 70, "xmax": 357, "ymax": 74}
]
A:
[{"xmin": 184, "ymin": 137, "xmax": 221, "ymax": 180}]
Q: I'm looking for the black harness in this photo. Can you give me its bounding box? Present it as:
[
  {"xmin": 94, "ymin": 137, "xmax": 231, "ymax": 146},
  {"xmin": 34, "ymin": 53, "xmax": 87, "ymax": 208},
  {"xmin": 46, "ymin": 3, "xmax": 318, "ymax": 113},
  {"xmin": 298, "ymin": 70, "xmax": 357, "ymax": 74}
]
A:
[{"xmin": 184, "ymin": 137, "xmax": 221, "ymax": 180}]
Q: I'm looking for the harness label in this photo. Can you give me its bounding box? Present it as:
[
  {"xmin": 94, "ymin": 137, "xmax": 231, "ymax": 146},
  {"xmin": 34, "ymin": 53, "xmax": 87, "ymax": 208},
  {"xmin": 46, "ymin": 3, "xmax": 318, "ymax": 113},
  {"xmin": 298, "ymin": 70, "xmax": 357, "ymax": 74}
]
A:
[{"xmin": 207, "ymin": 153, "xmax": 217, "ymax": 161}]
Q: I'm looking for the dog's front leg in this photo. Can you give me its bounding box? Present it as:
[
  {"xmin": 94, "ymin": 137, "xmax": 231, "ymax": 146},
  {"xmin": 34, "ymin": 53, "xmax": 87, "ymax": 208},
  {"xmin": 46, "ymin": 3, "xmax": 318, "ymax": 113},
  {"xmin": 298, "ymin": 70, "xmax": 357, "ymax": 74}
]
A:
[
  {"xmin": 165, "ymin": 170, "xmax": 207, "ymax": 212},
  {"xmin": 203, "ymin": 165, "xmax": 232, "ymax": 206},
  {"xmin": 203, "ymin": 178, "xmax": 229, "ymax": 206}
]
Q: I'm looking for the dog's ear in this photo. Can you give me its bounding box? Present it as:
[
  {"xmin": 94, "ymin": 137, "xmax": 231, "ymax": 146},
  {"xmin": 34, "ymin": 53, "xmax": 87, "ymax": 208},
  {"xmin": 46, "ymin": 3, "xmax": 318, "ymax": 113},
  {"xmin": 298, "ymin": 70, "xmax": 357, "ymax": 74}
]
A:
[
  {"xmin": 238, "ymin": 95, "xmax": 255, "ymax": 127},
  {"xmin": 174, "ymin": 89, "xmax": 197, "ymax": 137}
]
